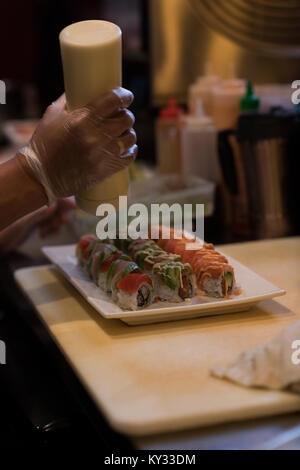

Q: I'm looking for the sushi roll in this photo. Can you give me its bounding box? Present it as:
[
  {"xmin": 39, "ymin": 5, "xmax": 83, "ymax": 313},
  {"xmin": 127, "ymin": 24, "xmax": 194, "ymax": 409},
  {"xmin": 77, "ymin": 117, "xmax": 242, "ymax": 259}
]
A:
[
  {"xmin": 128, "ymin": 239, "xmax": 170, "ymax": 276},
  {"xmin": 122, "ymin": 238, "xmax": 195, "ymax": 302},
  {"xmin": 113, "ymin": 237, "xmax": 134, "ymax": 253},
  {"xmin": 193, "ymin": 255, "xmax": 235, "ymax": 298},
  {"xmin": 84, "ymin": 239, "xmax": 105, "ymax": 277},
  {"xmin": 153, "ymin": 261, "xmax": 195, "ymax": 302},
  {"xmin": 96, "ymin": 251, "xmax": 126, "ymax": 290},
  {"xmin": 75, "ymin": 234, "xmax": 96, "ymax": 268},
  {"xmin": 112, "ymin": 270, "xmax": 154, "ymax": 310},
  {"xmin": 128, "ymin": 239, "xmax": 156, "ymax": 258},
  {"xmin": 88, "ymin": 243, "xmax": 120, "ymax": 282},
  {"xmin": 76, "ymin": 235, "xmax": 155, "ymax": 310},
  {"xmin": 136, "ymin": 249, "xmax": 181, "ymax": 278},
  {"xmin": 105, "ymin": 258, "xmax": 137, "ymax": 293},
  {"xmin": 156, "ymin": 227, "xmax": 236, "ymax": 298}
]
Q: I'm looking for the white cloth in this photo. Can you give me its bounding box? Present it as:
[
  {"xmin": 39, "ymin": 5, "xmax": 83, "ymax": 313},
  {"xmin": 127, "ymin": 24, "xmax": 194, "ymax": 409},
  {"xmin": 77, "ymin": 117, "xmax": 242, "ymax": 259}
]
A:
[{"xmin": 211, "ymin": 321, "xmax": 300, "ymax": 393}]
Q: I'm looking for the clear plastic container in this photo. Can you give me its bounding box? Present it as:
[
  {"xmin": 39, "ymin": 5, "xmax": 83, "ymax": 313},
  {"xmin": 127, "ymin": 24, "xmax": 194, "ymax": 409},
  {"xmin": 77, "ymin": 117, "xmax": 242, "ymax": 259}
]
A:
[
  {"xmin": 188, "ymin": 74, "xmax": 222, "ymax": 118},
  {"xmin": 181, "ymin": 100, "xmax": 220, "ymax": 183},
  {"xmin": 212, "ymin": 78, "xmax": 246, "ymax": 130}
]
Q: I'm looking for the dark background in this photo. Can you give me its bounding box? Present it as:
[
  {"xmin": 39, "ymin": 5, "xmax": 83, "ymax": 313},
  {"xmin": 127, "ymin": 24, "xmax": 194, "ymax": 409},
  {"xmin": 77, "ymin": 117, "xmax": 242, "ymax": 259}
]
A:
[{"xmin": 0, "ymin": 0, "xmax": 155, "ymax": 162}]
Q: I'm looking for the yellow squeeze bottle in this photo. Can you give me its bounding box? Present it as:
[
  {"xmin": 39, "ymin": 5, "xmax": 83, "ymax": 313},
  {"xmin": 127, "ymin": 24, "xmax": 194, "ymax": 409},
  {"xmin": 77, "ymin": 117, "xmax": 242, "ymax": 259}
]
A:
[{"xmin": 59, "ymin": 20, "xmax": 129, "ymax": 214}]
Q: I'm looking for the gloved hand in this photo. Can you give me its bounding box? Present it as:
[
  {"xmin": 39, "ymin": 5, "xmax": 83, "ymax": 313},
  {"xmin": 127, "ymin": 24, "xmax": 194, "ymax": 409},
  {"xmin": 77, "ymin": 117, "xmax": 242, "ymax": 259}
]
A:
[
  {"xmin": 18, "ymin": 87, "xmax": 137, "ymax": 203},
  {"xmin": 0, "ymin": 198, "xmax": 75, "ymax": 256}
]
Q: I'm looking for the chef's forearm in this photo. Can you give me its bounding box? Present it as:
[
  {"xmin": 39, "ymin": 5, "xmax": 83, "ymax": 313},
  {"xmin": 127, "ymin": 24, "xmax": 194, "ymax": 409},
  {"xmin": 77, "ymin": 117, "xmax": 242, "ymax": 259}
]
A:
[{"xmin": 0, "ymin": 153, "xmax": 47, "ymax": 230}]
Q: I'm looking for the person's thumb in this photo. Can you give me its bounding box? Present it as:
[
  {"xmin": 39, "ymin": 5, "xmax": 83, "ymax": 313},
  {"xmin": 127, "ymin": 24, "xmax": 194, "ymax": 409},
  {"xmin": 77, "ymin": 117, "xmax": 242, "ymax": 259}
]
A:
[{"xmin": 44, "ymin": 94, "xmax": 67, "ymax": 120}]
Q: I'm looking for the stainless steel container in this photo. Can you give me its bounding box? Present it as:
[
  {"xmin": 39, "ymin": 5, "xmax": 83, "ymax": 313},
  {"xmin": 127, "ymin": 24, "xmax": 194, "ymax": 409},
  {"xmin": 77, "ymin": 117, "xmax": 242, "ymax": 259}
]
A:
[{"xmin": 219, "ymin": 110, "xmax": 295, "ymax": 239}]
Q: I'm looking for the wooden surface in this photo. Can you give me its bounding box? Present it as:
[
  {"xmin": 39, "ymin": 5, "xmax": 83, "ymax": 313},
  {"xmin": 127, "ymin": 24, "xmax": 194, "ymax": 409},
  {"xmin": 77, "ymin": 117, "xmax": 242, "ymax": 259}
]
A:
[{"xmin": 14, "ymin": 237, "xmax": 300, "ymax": 436}]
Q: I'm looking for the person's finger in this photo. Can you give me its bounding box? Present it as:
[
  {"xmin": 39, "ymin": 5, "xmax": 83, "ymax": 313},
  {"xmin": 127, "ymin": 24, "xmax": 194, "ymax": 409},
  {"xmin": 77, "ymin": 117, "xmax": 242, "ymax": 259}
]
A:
[
  {"xmin": 39, "ymin": 224, "xmax": 48, "ymax": 238},
  {"xmin": 93, "ymin": 144, "xmax": 138, "ymax": 180},
  {"xmin": 117, "ymin": 129, "xmax": 137, "ymax": 154},
  {"xmin": 120, "ymin": 144, "xmax": 138, "ymax": 161},
  {"xmin": 100, "ymin": 109, "xmax": 135, "ymax": 138},
  {"xmin": 67, "ymin": 107, "xmax": 135, "ymax": 150},
  {"xmin": 86, "ymin": 87, "xmax": 134, "ymax": 119},
  {"xmin": 53, "ymin": 93, "xmax": 67, "ymax": 111},
  {"xmin": 57, "ymin": 197, "xmax": 76, "ymax": 211},
  {"xmin": 39, "ymin": 214, "xmax": 62, "ymax": 237},
  {"xmin": 52, "ymin": 217, "xmax": 62, "ymax": 231},
  {"xmin": 111, "ymin": 87, "xmax": 134, "ymax": 110},
  {"xmin": 60, "ymin": 212, "xmax": 69, "ymax": 224},
  {"xmin": 31, "ymin": 205, "xmax": 56, "ymax": 224},
  {"xmin": 101, "ymin": 129, "xmax": 137, "ymax": 157},
  {"xmin": 44, "ymin": 94, "xmax": 67, "ymax": 120}
]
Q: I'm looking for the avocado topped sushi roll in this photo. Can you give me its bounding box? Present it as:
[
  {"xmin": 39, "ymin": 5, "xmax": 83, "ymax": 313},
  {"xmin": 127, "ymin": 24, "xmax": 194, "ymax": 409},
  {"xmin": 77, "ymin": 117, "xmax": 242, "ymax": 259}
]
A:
[
  {"xmin": 114, "ymin": 237, "xmax": 195, "ymax": 302},
  {"xmin": 153, "ymin": 261, "xmax": 195, "ymax": 302}
]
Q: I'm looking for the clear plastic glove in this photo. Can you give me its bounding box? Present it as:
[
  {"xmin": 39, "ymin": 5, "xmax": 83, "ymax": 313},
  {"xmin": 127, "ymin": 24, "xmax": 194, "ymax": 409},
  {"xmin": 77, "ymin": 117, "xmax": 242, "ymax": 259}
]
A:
[
  {"xmin": 38, "ymin": 198, "xmax": 76, "ymax": 237},
  {"xmin": 18, "ymin": 87, "xmax": 137, "ymax": 203},
  {"xmin": 0, "ymin": 198, "xmax": 75, "ymax": 256}
]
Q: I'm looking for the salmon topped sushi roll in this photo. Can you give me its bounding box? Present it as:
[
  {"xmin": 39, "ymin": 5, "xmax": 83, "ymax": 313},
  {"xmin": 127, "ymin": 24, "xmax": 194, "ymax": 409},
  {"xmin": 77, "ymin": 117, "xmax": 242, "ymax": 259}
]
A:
[
  {"xmin": 75, "ymin": 234, "xmax": 97, "ymax": 268},
  {"xmin": 154, "ymin": 226, "xmax": 236, "ymax": 297}
]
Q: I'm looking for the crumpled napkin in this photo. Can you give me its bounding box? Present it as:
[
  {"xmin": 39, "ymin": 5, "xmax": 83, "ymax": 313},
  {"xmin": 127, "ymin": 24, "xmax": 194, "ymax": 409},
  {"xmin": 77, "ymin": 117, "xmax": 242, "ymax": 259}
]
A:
[{"xmin": 211, "ymin": 321, "xmax": 300, "ymax": 393}]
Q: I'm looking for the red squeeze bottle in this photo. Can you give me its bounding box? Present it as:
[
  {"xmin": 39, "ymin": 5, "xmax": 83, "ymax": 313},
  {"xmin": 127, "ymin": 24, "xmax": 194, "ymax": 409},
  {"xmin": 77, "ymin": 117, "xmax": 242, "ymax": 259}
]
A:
[{"xmin": 155, "ymin": 98, "xmax": 184, "ymax": 175}]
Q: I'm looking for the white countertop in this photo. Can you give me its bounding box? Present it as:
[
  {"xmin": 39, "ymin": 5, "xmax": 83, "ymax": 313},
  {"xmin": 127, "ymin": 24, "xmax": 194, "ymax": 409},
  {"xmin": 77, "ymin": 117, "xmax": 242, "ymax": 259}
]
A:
[{"xmin": 14, "ymin": 237, "xmax": 300, "ymax": 436}]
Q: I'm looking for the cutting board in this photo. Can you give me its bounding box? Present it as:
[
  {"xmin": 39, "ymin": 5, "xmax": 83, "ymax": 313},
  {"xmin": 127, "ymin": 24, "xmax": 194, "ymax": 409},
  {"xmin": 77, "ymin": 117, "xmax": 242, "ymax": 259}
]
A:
[{"xmin": 14, "ymin": 238, "xmax": 300, "ymax": 436}]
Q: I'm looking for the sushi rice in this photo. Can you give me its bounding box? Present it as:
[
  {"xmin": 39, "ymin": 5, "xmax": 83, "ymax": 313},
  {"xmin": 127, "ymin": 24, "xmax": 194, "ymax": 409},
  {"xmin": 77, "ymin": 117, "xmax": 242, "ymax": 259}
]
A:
[{"xmin": 76, "ymin": 235, "xmax": 154, "ymax": 310}]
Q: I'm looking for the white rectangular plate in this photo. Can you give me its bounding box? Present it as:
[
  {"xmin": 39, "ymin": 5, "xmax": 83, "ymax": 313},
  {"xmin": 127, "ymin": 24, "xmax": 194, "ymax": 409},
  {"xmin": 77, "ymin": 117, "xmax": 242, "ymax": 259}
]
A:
[{"xmin": 42, "ymin": 245, "xmax": 285, "ymax": 325}]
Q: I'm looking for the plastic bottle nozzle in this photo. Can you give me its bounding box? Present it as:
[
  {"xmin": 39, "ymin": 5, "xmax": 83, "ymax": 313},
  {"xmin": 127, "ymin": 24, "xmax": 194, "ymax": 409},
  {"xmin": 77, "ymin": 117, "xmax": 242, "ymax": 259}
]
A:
[
  {"xmin": 185, "ymin": 98, "xmax": 212, "ymax": 128},
  {"xmin": 159, "ymin": 98, "xmax": 183, "ymax": 119},
  {"xmin": 195, "ymin": 98, "xmax": 204, "ymax": 117},
  {"xmin": 241, "ymin": 79, "xmax": 260, "ymax": 111}
]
